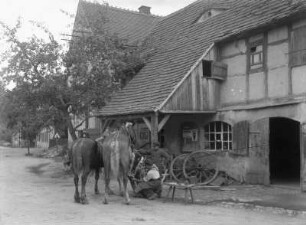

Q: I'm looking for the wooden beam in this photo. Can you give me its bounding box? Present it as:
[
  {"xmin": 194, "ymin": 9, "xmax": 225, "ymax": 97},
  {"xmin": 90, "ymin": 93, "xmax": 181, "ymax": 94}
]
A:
[
  {"xmin": 100, "ymin": 119, "xmax": 111, "ymax": 134},
  {"xmin": 142, "ymin": 117, "xmax": 151, "ymax": 132},
  {"xmin": 97, "ymin": 113, "xmax": 152, "ymax": 121},
  {"xmin": 159, "ymin": 110, "xmax": 216, "ymax": 114},
  {"xmin": 158, "ymin": 115, "xmax": 171, "ymax": 132},
  {"xmin": 151, "ymin": 112, "xmax": 159, "ymax": 148}
]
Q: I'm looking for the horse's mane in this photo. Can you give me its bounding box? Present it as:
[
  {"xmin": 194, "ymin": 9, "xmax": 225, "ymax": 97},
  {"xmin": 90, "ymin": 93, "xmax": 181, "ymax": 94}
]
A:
[{"xmin": 119, "ymin": 125, "xmax": 136, "ymax": 147}]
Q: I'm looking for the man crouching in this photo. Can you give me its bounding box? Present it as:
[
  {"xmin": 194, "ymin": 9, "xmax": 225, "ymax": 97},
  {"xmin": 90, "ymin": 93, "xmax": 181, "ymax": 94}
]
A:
[{"xmin": 134, "ymin": 159, "xmax": 162, "ymax": 200}]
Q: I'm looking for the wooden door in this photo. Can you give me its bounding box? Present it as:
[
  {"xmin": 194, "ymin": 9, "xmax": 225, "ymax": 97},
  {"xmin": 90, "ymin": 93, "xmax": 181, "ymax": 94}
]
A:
[{"xmin": 248, "ymin": 118, "xmax": 270, "ymax": 185}]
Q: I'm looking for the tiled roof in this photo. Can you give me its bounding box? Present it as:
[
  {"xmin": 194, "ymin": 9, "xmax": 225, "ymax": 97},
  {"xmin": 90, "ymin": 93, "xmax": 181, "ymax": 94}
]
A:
[
  {"xmin": 75, "ymin": 0, "xmax": 162, "ymax": 44},
  {"xmin": 98, "ymin": 0, "xmax": 306, "ymax": 116}
]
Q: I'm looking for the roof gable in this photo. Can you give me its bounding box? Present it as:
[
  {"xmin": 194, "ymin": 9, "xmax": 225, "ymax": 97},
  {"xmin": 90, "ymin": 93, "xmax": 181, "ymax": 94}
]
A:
[{"xmin": 73, "ymin": 0, "xmax": 162, "ymax": 45}]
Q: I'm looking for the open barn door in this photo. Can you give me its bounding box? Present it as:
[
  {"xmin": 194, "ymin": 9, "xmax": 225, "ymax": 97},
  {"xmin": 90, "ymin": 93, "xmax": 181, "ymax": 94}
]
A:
[{"xmin": 301, "ymin": 124, "xmax": 306, "ymax": 192}]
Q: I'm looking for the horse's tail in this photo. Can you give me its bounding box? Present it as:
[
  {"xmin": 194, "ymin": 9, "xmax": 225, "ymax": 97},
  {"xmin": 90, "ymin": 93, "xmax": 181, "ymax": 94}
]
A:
[
  {"xmin": 94, "ymin": 140, "xmax": 104, "ymax": 168},
  {"xmin": 110, "ymin": 140, "xmax": 120, "ymax": 179},
  {"xmin": 71, "ymin": 140, "xmax": 83, "ymax": 175}
]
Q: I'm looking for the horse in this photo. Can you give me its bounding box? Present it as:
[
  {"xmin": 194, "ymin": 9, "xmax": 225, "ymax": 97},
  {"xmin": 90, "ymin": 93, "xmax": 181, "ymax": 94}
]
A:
[
  {"xmin": 100, "ymin": 122, "xmax": 136, "ymax": 204},
  {"xmin": 71, "ymin": 138, "xmax": 103, "ymax": 204}
]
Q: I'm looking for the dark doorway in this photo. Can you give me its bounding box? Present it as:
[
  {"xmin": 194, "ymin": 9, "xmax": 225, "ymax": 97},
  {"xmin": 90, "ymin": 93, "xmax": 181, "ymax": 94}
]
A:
[{"xmin": 269, "ymin": 118, "xmax": 300, "ymax": 184}]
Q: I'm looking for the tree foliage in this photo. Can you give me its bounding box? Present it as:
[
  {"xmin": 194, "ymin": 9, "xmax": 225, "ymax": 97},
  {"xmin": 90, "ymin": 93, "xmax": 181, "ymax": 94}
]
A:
[{"xmin": 0, "ymin": 15, "xmax": 145, "ymax": 143}]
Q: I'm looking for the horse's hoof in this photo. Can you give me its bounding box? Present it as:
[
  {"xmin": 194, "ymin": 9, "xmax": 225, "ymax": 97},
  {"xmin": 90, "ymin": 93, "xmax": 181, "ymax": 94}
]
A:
[
  {"xmin": 125, "ymin": 200, "xmax": 131, "ymax": 205},
  {"xmin": 74, "ymin": 195, "xmax": 80, "ymax": 203},
  {"xmin": 80, "ymin": 197, "xmax": 89, "ymax": 204},
  {"xmin": 103, "ymin": 200, "xmax": 108, "ymax": 204},
  {"xmin": 95, "ymin": 190, "xmax": 100, "ymax": 195},
  {"xmin": 81, "ymin": 199, "xmax": 89, "ymax": 204}
]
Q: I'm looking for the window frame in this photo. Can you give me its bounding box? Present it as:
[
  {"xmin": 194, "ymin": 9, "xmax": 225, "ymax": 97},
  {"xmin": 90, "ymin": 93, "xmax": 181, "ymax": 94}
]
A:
[
  {"xmin": 203, "ymin": 121, "xmax": 232, "ymax": 151},
  {"xmin": 248, "ymin": 39, "xmax": 265, "ymax": 73}
]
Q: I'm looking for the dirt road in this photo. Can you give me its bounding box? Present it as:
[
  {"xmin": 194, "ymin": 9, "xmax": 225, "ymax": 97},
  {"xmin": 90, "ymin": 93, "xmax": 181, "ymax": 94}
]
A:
[{"xmin": 0, "ymin": 147, "xmax": 305, "ymax": 225}]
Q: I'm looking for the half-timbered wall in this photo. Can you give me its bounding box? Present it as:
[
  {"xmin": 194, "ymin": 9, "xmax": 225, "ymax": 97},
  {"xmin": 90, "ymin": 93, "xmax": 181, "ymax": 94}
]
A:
[{"xmin": 220, "ymin": 18, "xmax": 306, "ymax": 107}]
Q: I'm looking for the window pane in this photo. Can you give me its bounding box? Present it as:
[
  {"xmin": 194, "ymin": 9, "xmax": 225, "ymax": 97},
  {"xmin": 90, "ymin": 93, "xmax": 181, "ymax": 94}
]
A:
[
  {"xmin": 209, "ymin": 124, "xmax": 214, "ymax": 132},
  {"xmin": 216, "ymin": 133, "xmax": 221, "ymax": 141},
  {"xmin": 210, "ymin": 134, "xmax": 215, "ymax": 141},
  {"xmin": 252, "ymin": 53, "xmax": 261, "ymax": 64},
  {"xmin": 216, "ymin": 122, "xmax": 221, "ymax": 131},
  {"xmin": 223, "ymin": 133, "xmax": 228, "ymax": 141},
  {"xmin": 224, "ymin": 142, "xmax": 228, "ymax": 150},
  {"xmin": 216, "ymin": 141, "xmax": 222, "ymax": 150},
  {"xmin": 210, "ymin": 142, "xmax": 215, "ymax": 150}
]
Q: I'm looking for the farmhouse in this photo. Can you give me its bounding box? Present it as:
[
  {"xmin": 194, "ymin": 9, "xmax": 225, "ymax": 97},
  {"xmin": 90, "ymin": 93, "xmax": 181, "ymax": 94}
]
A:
[{"xmin": 96, "ymin": 0, "xmax": 306, "ymax": 191}]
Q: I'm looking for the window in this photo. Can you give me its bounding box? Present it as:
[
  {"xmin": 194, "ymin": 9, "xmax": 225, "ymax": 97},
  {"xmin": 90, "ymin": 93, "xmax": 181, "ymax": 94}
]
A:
[
  {"xmin": 204, "ymin": 121, "xmax": 232, "ymax": 151},
  {"xmin": 196, "ymin": 8, "xmax": 227, "ymax": 23},
  {"xmin": 181, "ymin": 122, "xmax": 198, "ymax": 152},
  {"xmin": 202, "ymin": 60, "xmax": 212, "ymax": 77},
  {"xmin": 139, "ymin": 127, "xmax": 149, "ymax": 141},
  {"xmin": 248, "ymin": 40, "xmax": 264, "ymax": 72}
]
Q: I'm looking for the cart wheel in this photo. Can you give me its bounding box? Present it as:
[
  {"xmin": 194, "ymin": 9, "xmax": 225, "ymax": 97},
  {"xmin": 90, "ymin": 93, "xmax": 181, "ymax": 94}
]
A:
[
  {"xmin": 169, "ymin": 154, "xmax": 188, "ymax": 183},
  {"xmin": 183, "ymin": 150, "xmax": 219, "ymax": 185}
]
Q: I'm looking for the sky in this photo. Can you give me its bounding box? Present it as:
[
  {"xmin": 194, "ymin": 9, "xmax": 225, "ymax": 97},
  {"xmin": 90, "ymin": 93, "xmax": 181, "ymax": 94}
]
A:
[
  {"xmin": 0, "ymin": 0, "xmax": 196, "ymax": 89},
  {"xmin": 0, "ymin": 0, "xmax": 197, "ymax": 42}
]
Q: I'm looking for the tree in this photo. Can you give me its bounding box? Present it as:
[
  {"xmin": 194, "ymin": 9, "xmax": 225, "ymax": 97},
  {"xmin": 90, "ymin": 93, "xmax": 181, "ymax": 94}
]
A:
[
  {"xmin": 0, "ymin": 16, "xmax": 145, "ymax": 145},
  {"xmin": 0, "ymin": 82, "xmax": 13, "ymax": 142}
]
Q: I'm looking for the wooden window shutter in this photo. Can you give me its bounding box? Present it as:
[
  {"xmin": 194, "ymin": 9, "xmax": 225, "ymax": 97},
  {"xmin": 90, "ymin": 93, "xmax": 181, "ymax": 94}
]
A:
[
  {"xmin": 290, "ymin": 26, "xmax": 306, "ymax": 67},
  {"xmin": 202, "ymin": 60, "xmax": 228, "ymax": 80},
  {"xmin": 231, "ymin": 120, "xmax": 249, "ymax": 156},
  {"xmin": 212, "ymin": 61, "xmax": 228, "ymax": 80}
]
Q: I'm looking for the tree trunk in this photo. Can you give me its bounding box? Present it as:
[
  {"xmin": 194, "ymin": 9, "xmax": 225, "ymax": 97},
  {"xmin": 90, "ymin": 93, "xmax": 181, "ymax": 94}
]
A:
[{"xmin": 27, "ymin": 136, "xmax": 30, "ymax": 155}]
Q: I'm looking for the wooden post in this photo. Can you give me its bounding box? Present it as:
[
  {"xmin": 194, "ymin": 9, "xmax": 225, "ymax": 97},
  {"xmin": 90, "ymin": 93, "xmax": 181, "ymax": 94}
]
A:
[{"xmin": 151, "ymin": 112, "xmax": 159, "ymax": 148}]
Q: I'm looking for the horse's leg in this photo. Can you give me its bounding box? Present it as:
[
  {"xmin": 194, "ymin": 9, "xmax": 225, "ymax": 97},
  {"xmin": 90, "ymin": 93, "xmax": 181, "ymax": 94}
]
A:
[
  {"xmin": 74, "ymin": 174, "xmax": 80, "ymax": 203},
  {"xmin": 94, "ymin": 168, "xmax": 100, "ymax": 194},
  {"xmin": 123, "ymin": 175, "xmax": 131, "ymax": 205},
  {"xmin": 80, "ymin": 170, "xmax": 90, "ymax": 204},
  {"xmin": 103, "ymin": 177, "xmax": 110, "ymax": 204},
  {"xmin": 118, "ymin": 178, "xmax": 124, "ymax": 196}
]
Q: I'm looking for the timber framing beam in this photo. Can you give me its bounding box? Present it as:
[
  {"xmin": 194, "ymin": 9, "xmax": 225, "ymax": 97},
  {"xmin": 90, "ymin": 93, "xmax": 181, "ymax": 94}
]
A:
[
  {"xmin": 151, "ymin": 112, "xmax": 159, "ymax": 147},
  {"xmin": 142, "ymin": 114, "xmax": 171, "ymax": 133},
  {"xmin": 100, "ymin": 119, "xmax": 111, "ymax": 133},
  {"xmin": 158, "ymin": 115, "xmax": 171, "ymax": 132},
  {"xmin": 142, "ymin": 117, "xmax": 152, "ymax": 132}
]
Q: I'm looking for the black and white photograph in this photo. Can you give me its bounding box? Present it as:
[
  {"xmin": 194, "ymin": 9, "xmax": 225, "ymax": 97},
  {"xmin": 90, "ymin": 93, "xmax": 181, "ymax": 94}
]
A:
[{"xmin": 1, "ymin": 0, "xmax": 306, "ymax": 224}]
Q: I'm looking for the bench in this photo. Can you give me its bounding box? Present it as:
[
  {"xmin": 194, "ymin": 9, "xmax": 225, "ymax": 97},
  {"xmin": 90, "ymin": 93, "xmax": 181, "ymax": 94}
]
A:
[{"xmin": 163, "ymin": 182, "xmax": 195, "ymax": 204}]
